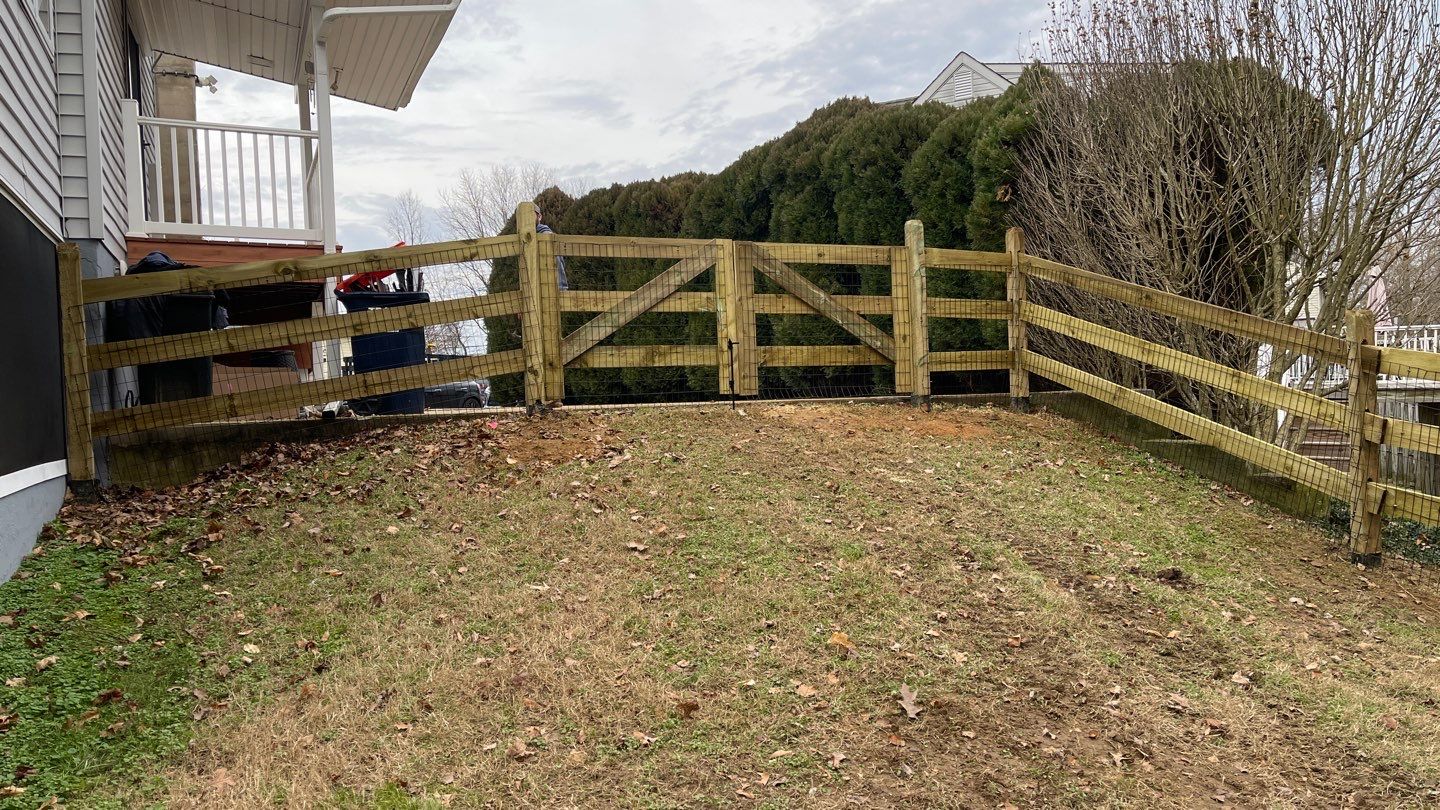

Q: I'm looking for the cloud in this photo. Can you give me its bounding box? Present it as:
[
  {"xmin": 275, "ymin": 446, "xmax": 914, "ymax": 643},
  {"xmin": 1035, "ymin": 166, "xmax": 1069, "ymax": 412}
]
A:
[{"xmin": 194, "ymin": 0, "xmax": 1048, "ymax": 251}]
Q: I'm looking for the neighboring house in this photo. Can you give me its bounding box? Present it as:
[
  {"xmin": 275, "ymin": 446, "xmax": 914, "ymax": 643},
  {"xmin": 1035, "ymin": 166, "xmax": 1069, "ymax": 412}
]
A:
[
  {"xmin": 888, "ymin": 51, "xmax": 1040, "ymax": 108},
  {"xmin": 0, "ymin": 0, "xmax": 462, "ymax": 580}
]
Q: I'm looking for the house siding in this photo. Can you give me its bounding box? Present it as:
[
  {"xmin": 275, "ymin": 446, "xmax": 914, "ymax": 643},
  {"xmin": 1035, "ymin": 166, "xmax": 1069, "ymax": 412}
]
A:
[
  {"xmin": 0, "ymin": 8, "xmax": 67, "ymax": 581},
  {"xmin": 0, "ymin": 5, "xmax": 63, "ymax": 236},
  {"xmin": 55, "ymin": 0, "xmax": 156, "ymax": 276}
]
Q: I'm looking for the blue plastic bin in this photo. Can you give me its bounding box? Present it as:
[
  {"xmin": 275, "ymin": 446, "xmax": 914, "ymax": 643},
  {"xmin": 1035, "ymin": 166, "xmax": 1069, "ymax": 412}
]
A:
[{"xmin": 336, "ymin": 290, "xmax": 430, "ymax": 415}]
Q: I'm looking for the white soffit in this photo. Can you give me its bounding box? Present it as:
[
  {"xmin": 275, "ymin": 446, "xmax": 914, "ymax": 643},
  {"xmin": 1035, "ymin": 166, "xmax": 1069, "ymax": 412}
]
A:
[{"xmin": 126, "ymin": 0, "xmax": 458, "ymax": 109}]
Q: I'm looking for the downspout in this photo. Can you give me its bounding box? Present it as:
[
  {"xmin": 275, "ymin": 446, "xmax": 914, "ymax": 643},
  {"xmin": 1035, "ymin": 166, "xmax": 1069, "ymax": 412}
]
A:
[
  {"xmin": 309, "ymin": 0, "xmax": 461, "ymax": 255},
  {"xmin": 307, "ymin": 0, "xmax": 460, "ymax": 380}
]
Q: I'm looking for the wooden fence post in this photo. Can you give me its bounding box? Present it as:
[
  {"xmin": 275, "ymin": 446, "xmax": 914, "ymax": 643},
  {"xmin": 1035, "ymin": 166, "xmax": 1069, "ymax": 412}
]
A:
[
  {"xmin": 905, "ymin": 220, "xmax": 929, "ymax": 405},
  {"xmin": 715, "ymin": 239, "xmax": 736, "ymax": 397},
  {"xmin": 890, "ymin": 246, "xmax": 914, "ymax": 397},
  {"xmin": 730, "ymin": 242, "xmax": 758, "ymax": 397},
  {"xmin": 537, "ymin": 226, "xmax": 564, "ymax": 403},
  {"xmin": 57, "ymin": 243, "xmax": 97, "ymax": 493},
  {"xmin": 1345, "ymin": 308, "xmax": 1383, "ymax": 565},
  {"xmin": 1006, "ymin": 227, "xmax": 1030, "ymax": 411},
  {"xmin": 517, "ymin": 201, "xmax": 547, "ymax": 411}
]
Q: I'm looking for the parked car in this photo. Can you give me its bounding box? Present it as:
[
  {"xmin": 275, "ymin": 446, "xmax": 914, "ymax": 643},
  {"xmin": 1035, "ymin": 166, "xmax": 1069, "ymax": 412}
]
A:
[{"xmin": 424, "ymin": 379, "xmax": 489, "ymax": 409}]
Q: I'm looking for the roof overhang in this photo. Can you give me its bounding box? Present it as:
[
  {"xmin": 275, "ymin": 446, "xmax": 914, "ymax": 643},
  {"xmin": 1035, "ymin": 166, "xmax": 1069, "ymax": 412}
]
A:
[{"xmin": 126, "ymin": 0, "xmax": 459, "ymax": 110}]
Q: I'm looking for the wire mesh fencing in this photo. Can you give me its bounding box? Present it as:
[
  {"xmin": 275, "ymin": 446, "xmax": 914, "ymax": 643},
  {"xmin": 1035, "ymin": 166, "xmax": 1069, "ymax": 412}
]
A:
[
  {"xmin": 55, "ymin": 212, "xmax": 1440, "ymax": 564},
  {"xmin": 1019, "ymin": 252, "xmax": 1440, "ymax": 561},
  {"xmin": 67, "ymin": 234, "xmax": 528, "ymax": 489}
]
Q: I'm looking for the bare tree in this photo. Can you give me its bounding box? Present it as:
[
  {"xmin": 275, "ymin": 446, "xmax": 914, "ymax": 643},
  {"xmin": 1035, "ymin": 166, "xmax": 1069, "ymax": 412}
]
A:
[
  {"xmin": 438, "ymin": 163, "xmax": 561, "ymax": 297},
  {"xmin": 1019, "ymin": 0, "xmax": 1440, "ymax": 440},
  {"xmin": 381, "ymin": 189, "xmax": 469, "ymax": 355},
  {"xmin": 1374, "ymin": 232, "xmax": 1440, "ymax": 326},
  {"xmin": 383, "ymin": 188, "xmax": 431, "ymax": 246}
]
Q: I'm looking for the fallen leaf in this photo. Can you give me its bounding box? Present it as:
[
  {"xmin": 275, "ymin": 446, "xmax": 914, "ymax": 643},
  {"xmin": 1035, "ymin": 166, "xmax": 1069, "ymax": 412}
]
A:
[
  {"xmin": 93, "ymin": 688, "xmax": 124, "ymax": 705},
  {"xmin": 0, "ymin": 786, "xmax": 25, "ymax": 797},
  {"xmin": 827, "ymin": 631, "xmax": 858, "ymax": 658},
  {"xmin": 35, "ymin": 656, "xmax": 57, "ymax": 672},
  {"xmin": 675, "ymin": 699, "xmax": 700, "ymax": 719},
  {"xmin": 242, "ymin": 644, "xmax": 261, "ymax": 655},
  {"xmin": 1229, "ymin": 672, "xmax": 1251, "ymax": 687},
  {"xmin": 828, "ymin": 752, "xmax": 847, "ymax": 768},
  {"xmin": 795, "ymin": 683, "xmax": 818, "ymax": 698},
  {"xmin": 506, "ymin": 740, "xmax": 534, "ymax": 760},
  {"xmin": 210, "ymin": 767, "xmax": 237, "ymax": 790},
  {"xmin": 898, "ymin": 683, "xmax": 923, "ymax": 719}
]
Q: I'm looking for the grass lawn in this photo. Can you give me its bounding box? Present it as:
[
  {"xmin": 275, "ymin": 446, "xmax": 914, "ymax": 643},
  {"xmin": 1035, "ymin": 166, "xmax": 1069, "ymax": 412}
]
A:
[{"xmin": 2, "ymin": 402, "xmax": 1439, "ymax": 808}]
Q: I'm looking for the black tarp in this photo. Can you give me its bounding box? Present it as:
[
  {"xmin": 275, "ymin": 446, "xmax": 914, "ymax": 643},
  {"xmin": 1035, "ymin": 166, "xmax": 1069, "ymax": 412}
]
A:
[{"xmin": 0, "ymin": 196, "xmax": 64, "ymax": 479}]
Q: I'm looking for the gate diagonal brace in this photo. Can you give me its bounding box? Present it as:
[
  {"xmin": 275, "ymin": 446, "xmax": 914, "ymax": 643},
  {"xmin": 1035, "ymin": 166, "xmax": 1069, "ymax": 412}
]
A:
[
  {"xmin": 561, "ymin": 243, "xmax": 718, "ymax": 366},
  {"xmin": 748, "ymin": 245, "xmax": 897, "ymax": 361}
]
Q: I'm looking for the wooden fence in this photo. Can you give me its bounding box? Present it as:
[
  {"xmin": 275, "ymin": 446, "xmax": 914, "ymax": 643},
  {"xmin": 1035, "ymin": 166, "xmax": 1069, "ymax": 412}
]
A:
[{"xmin": 56, "ymin": 204, "xmax": 1440, "ymax": 562}]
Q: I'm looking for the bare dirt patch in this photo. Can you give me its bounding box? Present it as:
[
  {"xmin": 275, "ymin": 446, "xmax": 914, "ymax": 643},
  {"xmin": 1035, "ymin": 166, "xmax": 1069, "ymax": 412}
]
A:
[{"xmin": 761, "ymin": 402, "xmax": 998, "ymax": 440}]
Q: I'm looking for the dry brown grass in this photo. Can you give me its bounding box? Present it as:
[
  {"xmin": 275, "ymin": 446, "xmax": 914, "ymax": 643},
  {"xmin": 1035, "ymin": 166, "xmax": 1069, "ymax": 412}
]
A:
[{"xmin": 65, "ymin": 403, "xmax": 1440, "ymax": 808}]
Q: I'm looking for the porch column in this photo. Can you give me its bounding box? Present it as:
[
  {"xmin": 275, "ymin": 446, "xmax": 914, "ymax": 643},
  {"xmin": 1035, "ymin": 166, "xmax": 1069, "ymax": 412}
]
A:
[{"xmin": 311, "ymin": 6, "xmax": 342, "ymax": 380}]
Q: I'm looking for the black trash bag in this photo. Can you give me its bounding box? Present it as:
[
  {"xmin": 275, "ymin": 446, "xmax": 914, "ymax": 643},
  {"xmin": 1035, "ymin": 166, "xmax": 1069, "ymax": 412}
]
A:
[{"xmin": 105, "ymin": 251, "xmax": 229, "ymax": 404}]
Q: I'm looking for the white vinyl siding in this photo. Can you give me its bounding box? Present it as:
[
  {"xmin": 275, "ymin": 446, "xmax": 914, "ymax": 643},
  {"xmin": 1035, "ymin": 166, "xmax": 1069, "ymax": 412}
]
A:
[
  {"xmin": 950, "ymin": 67, "xmax": 1004, "ymax": 105},
  {"xmin": 54, "ymin": 0, "xmax": 90, "ymax": 236},
  {"xmin": 0, "ymin": 5, "xmax": 63, "ymax": 236},
  {"xmin": 55, "ymin": 0, "xmax": 155, "ymax": 273},
  {"xmin": 97, "ymin": 0, "xmax": 140, "ymax": 269}
]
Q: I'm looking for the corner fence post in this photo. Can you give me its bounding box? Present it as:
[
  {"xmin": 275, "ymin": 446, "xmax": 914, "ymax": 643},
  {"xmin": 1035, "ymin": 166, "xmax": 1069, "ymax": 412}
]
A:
[
  {"xmin": 905, "ymin": 220, "xmax": 929, "ymax": 406},
  {"xmin": 1006, "ymin": 227, "xmax": 1031, "ymax": 411},
  {"xmin": 517, "ymin": 201, "xmax": 547, "ymax": 411},
  {"xmin": 57, "ymin": 243, "xmax": 97, "ymax": 494},
  {"xmin": 1345, "ymin": 308, "xmax": 1383, "ymax": 565}
]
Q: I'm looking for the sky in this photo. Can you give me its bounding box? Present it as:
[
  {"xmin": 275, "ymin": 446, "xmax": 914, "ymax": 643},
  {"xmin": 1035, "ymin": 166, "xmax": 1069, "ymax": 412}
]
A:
[{"xmin": 195, "ymin": 0, "xmax": 1049, "ymax": 251}]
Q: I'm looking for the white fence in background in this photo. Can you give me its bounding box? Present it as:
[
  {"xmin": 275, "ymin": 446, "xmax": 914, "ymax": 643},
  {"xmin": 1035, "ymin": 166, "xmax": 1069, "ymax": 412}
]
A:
[
  {"xmin": 123, "ymin": 100, "xmax": 324, "ymax": 243},
  {"xmin": 1281, "ymin": 324, "xmax": 1440, "ymax": 392}
]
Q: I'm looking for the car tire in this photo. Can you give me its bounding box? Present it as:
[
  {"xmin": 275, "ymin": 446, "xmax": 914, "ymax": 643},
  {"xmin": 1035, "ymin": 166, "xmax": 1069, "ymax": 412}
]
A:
[{"xmin": 462, "ymin": 397, "xmax": 482, "ymax": 408}]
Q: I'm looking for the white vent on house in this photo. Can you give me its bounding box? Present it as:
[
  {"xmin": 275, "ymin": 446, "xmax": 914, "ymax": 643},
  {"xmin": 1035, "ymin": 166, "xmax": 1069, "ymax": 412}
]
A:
[{"xmin": 951, "ymin": 68, "xmax": 974, "ymax": 104}]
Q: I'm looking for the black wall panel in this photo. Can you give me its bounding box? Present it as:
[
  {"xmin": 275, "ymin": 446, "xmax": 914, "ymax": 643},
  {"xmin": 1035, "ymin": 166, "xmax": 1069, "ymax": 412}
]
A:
[{"xmin": 0, "ymin": 195, "xmax": 64, "ymax": 477}]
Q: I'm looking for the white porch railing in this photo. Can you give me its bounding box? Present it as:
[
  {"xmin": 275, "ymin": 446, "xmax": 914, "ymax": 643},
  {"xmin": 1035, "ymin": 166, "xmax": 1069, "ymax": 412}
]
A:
[
  {"xmin": 123, "ymin": 99, "xmax": 325, "ymax": 243},
  {"xmin": 1280, "ymin": 324, "xmax": 1440, "ymax": 391}
]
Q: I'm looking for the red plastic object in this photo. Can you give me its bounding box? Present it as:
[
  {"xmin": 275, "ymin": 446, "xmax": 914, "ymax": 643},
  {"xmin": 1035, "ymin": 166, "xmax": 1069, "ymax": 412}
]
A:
[{"xmin": 335, "ymin": 242, "xmax": 406, "ymax": 293}]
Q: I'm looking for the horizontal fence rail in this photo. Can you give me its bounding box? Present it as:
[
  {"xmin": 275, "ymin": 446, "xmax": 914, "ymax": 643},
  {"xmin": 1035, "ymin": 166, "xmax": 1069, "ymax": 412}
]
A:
[{"xmin": 55, "ymin": 209, "xmax": 1440, "ymax": 563}]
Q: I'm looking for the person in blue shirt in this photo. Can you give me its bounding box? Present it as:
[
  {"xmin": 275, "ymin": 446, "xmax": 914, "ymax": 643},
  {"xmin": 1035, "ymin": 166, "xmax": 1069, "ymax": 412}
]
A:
[{"xmin": 533, "ymin": 206, "xmax": 568, "ymax": 290}]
